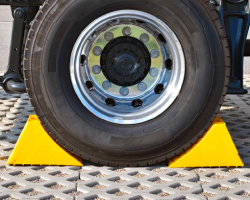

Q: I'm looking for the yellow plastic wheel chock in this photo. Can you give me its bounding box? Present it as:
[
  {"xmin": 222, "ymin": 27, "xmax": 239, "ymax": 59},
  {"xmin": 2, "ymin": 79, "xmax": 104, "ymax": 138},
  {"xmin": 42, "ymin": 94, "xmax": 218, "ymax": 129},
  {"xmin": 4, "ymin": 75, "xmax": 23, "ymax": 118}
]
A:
[
  {"xmin": 168, "ymin": 117, "xmax": 244, "ymax": 168},
  {"xmin": 7, "ymin": 115, "xmax": 83, "ymax": 166},
  {"xmin": 7, "ymin": 116, "xmax": 243, "ymax": 167}
]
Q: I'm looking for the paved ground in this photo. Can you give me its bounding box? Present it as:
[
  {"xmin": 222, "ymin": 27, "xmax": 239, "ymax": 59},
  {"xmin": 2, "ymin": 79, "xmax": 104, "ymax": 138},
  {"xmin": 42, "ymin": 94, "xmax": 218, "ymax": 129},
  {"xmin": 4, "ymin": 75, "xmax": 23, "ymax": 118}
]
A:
[{"xmin": 0, "ymin": 5, "xmax": 250, "ymax": 200}]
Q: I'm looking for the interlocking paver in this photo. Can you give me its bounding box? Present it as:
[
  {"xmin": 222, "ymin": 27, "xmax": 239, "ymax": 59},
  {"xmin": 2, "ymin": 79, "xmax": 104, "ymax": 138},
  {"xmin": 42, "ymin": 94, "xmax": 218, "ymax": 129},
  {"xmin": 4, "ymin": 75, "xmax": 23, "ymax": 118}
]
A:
[{"xmin": 0, "ymin": 75, "xmax": 249, "ymax": 199}]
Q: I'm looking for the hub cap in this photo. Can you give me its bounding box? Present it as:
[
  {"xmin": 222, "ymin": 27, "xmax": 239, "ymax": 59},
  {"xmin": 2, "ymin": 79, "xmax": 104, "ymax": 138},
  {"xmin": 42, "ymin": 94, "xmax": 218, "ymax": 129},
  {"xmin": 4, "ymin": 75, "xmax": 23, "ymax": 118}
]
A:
[
  {"xmin": 70, "ymin": 10, "xmax": 185, "ymax": 124},
  {"xmin": 101, "ymin": 36, "xmax": 151, "ymax": 86}
]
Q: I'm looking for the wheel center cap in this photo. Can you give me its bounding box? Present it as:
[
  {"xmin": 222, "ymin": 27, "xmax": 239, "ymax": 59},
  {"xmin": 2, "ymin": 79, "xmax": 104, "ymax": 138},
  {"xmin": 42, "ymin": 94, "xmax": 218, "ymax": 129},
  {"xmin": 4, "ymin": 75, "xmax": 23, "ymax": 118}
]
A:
[
  {"xmin": 100, "ymin": 36, "xmax": 151, "ymax": 87},
  {"xmin": 115, "ymin": 51, "xmax": 139, "ymax": 76}
]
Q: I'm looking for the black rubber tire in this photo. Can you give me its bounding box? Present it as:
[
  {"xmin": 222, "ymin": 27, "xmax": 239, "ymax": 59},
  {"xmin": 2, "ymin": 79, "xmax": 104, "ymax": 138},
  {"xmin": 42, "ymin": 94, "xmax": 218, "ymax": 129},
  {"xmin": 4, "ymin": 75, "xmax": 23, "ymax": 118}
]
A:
[{"xmin": 24, "ymin": 0, "xmax": 230, "ymax": 167}]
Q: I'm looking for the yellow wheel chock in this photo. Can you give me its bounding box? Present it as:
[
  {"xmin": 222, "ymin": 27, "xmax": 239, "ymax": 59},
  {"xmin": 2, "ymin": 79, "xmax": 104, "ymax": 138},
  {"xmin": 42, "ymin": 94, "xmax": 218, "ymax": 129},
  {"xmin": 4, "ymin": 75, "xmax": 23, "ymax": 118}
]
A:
[
  {"xmin": 169, "ymin": 117, "xmax": 244, "ymax": 168},
  {"xmin": 7, "ymin": 116, "xmax": 243, "ymax": 167},
  {"xmin": 7, "ymin": 115, "xmax": 83, "ymax": 166}
]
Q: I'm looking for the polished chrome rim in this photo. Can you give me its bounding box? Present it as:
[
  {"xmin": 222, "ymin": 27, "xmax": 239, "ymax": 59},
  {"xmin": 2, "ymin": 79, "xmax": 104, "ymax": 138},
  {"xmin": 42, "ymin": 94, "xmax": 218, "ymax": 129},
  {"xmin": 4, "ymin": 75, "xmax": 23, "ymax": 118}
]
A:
[{"xmin": 70, "ymin": 10, "xmax": 185, "ymax": 124}]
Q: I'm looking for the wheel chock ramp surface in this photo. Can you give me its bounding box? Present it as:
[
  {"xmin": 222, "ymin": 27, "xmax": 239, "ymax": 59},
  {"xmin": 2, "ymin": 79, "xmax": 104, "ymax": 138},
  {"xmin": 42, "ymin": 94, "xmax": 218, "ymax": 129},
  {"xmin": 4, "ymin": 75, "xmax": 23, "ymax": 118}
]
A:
[
  {"xmin": 169, "ymin": 117, "xmax": 244, "ymax": 168},
  {"xmin": 7, "ymin": 115, "xmax": 83, "ymax": 166},
  {"xmin": 7, "ymin": 116, "xmax": 243, "ymax": 167}
]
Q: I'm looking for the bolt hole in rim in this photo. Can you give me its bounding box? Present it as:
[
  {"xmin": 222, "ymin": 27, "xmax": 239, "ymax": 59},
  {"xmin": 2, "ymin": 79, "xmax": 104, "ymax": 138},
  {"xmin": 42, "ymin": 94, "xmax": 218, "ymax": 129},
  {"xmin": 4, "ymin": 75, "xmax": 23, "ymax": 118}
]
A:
[{"xmin": 70, "ymin": 10, "xmax": 185, "ymax": 124}]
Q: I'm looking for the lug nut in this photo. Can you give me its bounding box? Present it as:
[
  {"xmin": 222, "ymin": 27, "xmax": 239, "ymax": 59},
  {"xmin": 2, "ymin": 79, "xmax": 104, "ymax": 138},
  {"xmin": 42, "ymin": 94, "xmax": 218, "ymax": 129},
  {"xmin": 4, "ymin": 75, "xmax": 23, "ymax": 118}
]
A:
[
  {"xmin": 122, "ymin": 27, "xmax": 132, "ymax": 36},
  {"xmin": 149, "ymin": 68, "xmax": 159, "ymax": 77},
  {"xmin": 104, "ymin": 32, "xmax": 114, "ymax": 41},
  {"xmin": 93, "ymin": 46, "xmax": 102, "ymax": 56},
  {"xmin": 150, "ymin": 49, "xmax": 160, "ymax": 58},
  {"xmin": 140, "ymin": 33, "xmax": 149, "ymax": 43},
  {"xmin": 102, "ymin": 81, "xmax": 111, "ymax": 90},
  {"xmin": 92, "ymin": 65, "xmax": 101, "ymax": 74},
  {"xmin": 120, "ymin": 87, "xmax": 129, "ymax": 96},
  {"xmin": 138, "ymin": 82, "xmax": 147, "ymax": 91}
]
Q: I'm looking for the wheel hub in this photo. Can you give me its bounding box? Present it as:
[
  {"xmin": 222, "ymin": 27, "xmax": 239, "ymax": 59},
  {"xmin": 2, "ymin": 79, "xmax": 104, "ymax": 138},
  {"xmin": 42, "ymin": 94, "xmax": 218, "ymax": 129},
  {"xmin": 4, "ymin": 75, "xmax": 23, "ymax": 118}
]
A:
[{"xmin": 101, "ymin": 36, "xmax": 151, "ymax": 87}]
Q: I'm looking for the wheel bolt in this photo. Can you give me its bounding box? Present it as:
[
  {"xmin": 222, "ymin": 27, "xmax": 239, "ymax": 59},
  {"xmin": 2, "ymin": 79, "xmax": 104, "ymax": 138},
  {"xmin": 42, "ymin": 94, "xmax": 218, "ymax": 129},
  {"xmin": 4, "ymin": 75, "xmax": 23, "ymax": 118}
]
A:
[
  {"xmin": 93, "ymin": 46, "xmax": 102, "ymax": 56},
  {"xmin": 150, "ymin": 49, "xmax": 160, "ymax": 58},
  {"xmin": 104, "ymin": 32, "xmax": 114, "ymax": 41},
  {"xmin": 140, "ymin": 33, "xmax": 149, "ymax": 43},
  {"xmin": 102, "ymin": 81, "xmax": 111, "ymax": 90},
  {"xmin": 120, "ymin": 87, "xmax": 129, "ymax": 96},
  {"xmin": 149, "ymin": 68, "xmax": 159, "ymax": 77},
  {"xmin": 138, "ymin": 82, "xmax": 147, "ymax": 91},
  {"xmin": 92, "ymin": 65, "xmax": 101, "ymax": 74},
  {"xmin": 122, "ymin": 27, "xmax": 132, "ymax": 36}
]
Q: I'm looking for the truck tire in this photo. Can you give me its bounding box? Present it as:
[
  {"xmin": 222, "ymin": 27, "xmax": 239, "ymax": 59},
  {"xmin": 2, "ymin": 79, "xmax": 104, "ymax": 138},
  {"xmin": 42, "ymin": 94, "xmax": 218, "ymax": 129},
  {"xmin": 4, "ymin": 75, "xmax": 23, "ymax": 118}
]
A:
[{"xmin": 24, "ymin": 0, "xmax": 230, "ymax": 166}]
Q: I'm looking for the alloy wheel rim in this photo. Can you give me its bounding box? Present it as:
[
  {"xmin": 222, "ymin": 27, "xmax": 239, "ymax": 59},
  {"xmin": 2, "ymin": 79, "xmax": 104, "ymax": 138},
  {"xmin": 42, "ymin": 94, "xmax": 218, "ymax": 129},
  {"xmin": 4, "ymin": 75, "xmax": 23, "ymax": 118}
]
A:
[{"xmin": 70, "ymin": 10, "xmax": 185, "ymax": 124}]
